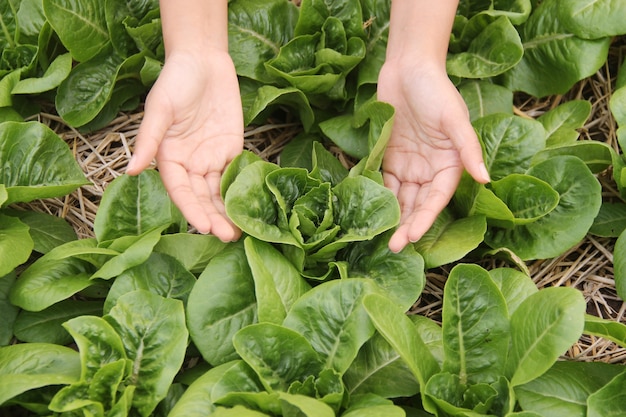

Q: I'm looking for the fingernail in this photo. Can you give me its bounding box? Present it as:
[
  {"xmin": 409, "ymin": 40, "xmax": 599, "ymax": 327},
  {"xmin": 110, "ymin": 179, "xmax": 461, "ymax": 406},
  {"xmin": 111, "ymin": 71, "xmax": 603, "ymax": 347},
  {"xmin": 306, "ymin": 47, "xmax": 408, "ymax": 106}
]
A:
[{"xmin": 479, "ymin": 163, "xmax": 491, "ymax": 183}]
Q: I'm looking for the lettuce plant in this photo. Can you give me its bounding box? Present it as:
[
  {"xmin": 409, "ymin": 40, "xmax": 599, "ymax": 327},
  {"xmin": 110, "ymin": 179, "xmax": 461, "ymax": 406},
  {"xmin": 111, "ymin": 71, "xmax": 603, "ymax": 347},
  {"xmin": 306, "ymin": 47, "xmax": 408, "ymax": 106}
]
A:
[
  {"xmin": 364, "ymin": 264, "xmax": 626, "ymax": 416},
  {"xmin": 1, "ymin": 0, "xmax": 162, "ymax": 130}
]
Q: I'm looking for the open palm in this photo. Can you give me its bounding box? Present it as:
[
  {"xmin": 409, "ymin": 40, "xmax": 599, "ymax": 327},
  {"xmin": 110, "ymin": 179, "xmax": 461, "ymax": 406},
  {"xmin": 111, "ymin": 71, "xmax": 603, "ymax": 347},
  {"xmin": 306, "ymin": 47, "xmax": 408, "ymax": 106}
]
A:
[
  {"xmin": 128, "ymin": 51, "xmax": 244, "ymax": 241},
  {"xmin": 378, "ymin": 63, "xmax": 489, "ymax": 252}
]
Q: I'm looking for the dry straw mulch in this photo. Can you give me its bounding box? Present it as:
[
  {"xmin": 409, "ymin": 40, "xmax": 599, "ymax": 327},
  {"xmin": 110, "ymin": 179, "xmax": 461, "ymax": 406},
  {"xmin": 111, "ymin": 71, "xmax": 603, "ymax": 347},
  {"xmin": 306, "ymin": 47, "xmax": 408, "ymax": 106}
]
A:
[{"xmin": 17, "ymin": 39, "xmax": 626, "ymax": 365}]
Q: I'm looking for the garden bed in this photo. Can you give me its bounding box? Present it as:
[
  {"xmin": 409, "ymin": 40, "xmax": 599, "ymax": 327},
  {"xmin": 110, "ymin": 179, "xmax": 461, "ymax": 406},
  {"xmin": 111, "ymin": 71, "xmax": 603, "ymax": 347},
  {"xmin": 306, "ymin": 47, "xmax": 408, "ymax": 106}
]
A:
[{"xmin": 19, "ymin": 48, "xmax": 626, "ymax": 365}]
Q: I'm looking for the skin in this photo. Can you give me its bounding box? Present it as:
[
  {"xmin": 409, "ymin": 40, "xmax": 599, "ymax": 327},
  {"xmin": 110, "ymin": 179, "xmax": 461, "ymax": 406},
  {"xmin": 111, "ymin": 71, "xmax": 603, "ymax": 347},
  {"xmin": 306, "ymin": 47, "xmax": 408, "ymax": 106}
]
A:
[
  {"xmin": 127, "ymin": 0, "xmax": 490, "ymax": 253},
  {"xmin": 379, "ymin": 0, "xmax": 490, "ymax": 252}
]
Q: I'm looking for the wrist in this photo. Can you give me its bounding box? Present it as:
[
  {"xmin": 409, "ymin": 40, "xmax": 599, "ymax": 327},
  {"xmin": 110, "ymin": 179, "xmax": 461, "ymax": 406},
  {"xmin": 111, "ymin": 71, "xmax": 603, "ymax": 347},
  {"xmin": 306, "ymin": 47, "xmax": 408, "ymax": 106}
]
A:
[{"xmin": 160, "ymin": 0, "xmax": 229, "ymax": 57}]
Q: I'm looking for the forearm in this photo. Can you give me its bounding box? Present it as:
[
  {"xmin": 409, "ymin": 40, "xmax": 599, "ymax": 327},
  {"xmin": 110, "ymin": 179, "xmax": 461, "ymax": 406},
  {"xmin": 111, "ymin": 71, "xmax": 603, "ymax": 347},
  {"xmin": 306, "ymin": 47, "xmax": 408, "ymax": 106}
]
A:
[
  {"xmin": 159, "ymin": 0, "xmax": 229, "ymax": 55},
  {"xmin": 385, "ymin": 0, "xmax": 459, "ymax": 69}
]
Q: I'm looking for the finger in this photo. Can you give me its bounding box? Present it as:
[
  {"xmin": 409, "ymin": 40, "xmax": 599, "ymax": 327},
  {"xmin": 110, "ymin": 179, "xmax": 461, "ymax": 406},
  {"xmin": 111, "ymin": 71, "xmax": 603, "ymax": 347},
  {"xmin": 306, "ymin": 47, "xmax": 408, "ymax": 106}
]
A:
[
  {"xmin": 158, "ymin": 161, "xmax": 213, "ymax": 235},
  {"xmin": 388, "ymin": 223, "xmax": 411, "ymax": 253},
  {"xmin": 383, "ymin": 171, "xmax": 401, "ymax": 196},
  {"xmin": 204, "ymin": 170, "xmax": 241, "ymax": 241},
  {"xmin": 405, "ymin": 165, "xmax": 463, "ymax": 243},
  {"xmin": 127, "ymin": 92, "xmax": 174, "ymax": 175},
  {"xmin": 444, "ymin": 110, "xmax": 491, "ymax": 185}
]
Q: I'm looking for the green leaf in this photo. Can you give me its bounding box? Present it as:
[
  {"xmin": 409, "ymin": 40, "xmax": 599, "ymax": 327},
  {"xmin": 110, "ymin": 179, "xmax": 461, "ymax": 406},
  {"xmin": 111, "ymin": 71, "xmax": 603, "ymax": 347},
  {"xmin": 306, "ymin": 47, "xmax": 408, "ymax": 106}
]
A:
[
  {"xmin": 233, "ymin": 323, "xmax": 324, "ymax": 392},
  {"xmin": 590, "ymin": 202, "xmax": 626, "ymax": 237},
  {"xmin": 0, "ymin": 121, "xmax": 89, "ymax": 205},
  {"xmin": 296, "ymin": 0, "xmax": 365, "ymax": 39},
  {"xmin": 343, "ymin": 330, "xmax": 420, "ymax": 398},
  {"xmin": 244, "ymin": 237, "xmax": 310, "ymax": 324},
  {"xmin": 485, "ymin": 156, "xmax": 602, "ymax": 260},
  {"xmin": 0, "ymin": 343, "xmax": 80, "ymax": 405},
  {"xmin": 168, "ymin": 361, "xmax": 243, "ymax": 417},
  {"xmin": 584, "ymin": 314, "xmax": 626, "ymax": 348},
  {"xmin": 11, "ymin": 52, "xmax": 72, "ymax": 94},
  {"xmin": 3, "ymin": 208, "xmax": 77, "ymax": 254},
  {"xmin": 105, "ymin": 0, "xmax": 159, "ymax": 57},
  {"xmin": 506, "ymin": 287, "xmax": 586, "ymax": 386},
  {"xmin": 225, "ymin": 161, "xmax": 299, "ymax": 246},
  {"xmin": 105, "ymin": 290, "xmax": 188, "ymax": 417},
  {"xmin": 94, "ymin": 171, "xmax": 183, "ymax": 242},
  {"xmin": 474, "ymin": 113, "xmax": 546, "ymax": 181},
  {"xmin": 0, "ymin": 213, "xmax": 32, "ymax": 276},
  {"xmin": 558, "ymin": 0, "xmax": 626, "ymax": 39},
  {"xmin": 55, "ymin": 52, "xmax": 123, "ymax": 127},
  {"xmin": 501, "ymin": 0, "xmax": 611, "ymax": 97},
  {"xmin": 154, "ymin": 233, "xmax": 228, "ymax": 274},
  {"xmin": 488, "ymin": 268, "xmax": 537, "ymax": 316},
  {"xmin": 442, "ymin": 264, "xmax": 509, "ymax": 385},
  {"xmin": 104, "ymin": 252, "xmax": 196, "ymax": 313},
  {"xmin": 244, "ymin": 85, "xmax": 315, "ymax": 131},
  {"xmin": 283, "ymin": 279, "xmax": 377, "ymax": 374},
  {"xmin": 9, "ymin": 239, "xmax": 99, "ymax": 312},
  {"xmin": 587, "ymin": 369, "xmax": 626, "ymax": 417},
  {"xmin": 279, "ymin": 134, "xmax": 315, "ymax": 170},
  {"xmin": 43, "ymin": 0, "xmax": 110, "ymax": 62},
  {"xmin": 537, "ymin": 100, "xmax": 591, "ymax": 146},
  {"xmin": 531, "ymin": 141, "xmax": 613, "ymax": 174},
  {"xmin": 0, "ymin": 271, "xmax": 18, "ymax": 346},
  {"xmin": 490, "ymin": 174, "xmax": 560, "ymax": 224},
  {"xmin": 342, "ymin": 230, "xmax": 425, "ymax": 311},
  {"xmin": 278, "ymin": 392, "xmax": 335, "ymax": 417},
  {"xmin": 187, "ymin": 243, "xmax": 257, "ymax": 366},
  {"xmin": 213, "ymin": 405, "xmax": 272, "ymax": 416},
  {"xmin": 459, "ymin": 80, "xmax": 514, "ymax": 121},
  {"xmin": 14, "ymin": 1, "xmax": 44, "ymax": 42},
  {"xmin": 363, "ymin": 293, "xmax": 440, "ymax": 388},
  {"xmin": 414, "ymin": 209, "xmax": 487, "ymax": 269},
  {"xmin": 310, "ymin": 141, "xmax": 348, "ymax": 186},
  {"xmin": 332, "ymin": 175, "xmax": 399, "ymax": 240},
  {"xmin": 63, "ymin": 315, "xmax": 128, "ymax": 381},
  {"xmin": 228, "ymin": 0, "xmax": 298, "ymax": 82},
  {"xmin": 515, "ymin": 361, "xmax": 625, "ymax": 417},
  {"xmin": 91, "ymin": 225, "xmax": 167, "ymax": 280},
  {"xmin": 447, "ymin": 16, "xmax": 523, "ymax": 78},
  {"xmin": 613, "ymin": 226, "xmax": 626, "ymax": 300},
  {"xmin": 13, "ymin": 300, "xmax": 103, "ymax": 345}
]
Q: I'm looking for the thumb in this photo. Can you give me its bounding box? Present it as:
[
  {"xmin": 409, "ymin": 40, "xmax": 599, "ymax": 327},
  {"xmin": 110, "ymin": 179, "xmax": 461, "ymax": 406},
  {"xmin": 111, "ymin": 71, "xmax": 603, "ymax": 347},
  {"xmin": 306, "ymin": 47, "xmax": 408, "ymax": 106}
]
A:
[{"xmin": 127, "ymin": 93, "xmax": 173, "ymax": 175}]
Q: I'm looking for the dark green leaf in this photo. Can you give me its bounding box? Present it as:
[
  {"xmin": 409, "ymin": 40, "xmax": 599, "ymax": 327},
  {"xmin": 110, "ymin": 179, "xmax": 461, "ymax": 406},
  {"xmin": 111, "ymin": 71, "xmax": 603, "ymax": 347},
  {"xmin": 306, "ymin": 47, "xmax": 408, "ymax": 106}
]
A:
[
  {"xmin": 233, "ymin": 323, "xmax": 324, "ymax": 392},
  {"xmin": 104, "ymin": 252, "xmax": 196, "ymax": 313},
  {"xmin": 459, "ymin": 80, "xmax": 514, "ymax": 121},
  {"xmin": 516, "ymin": 361, "xmax": 625, "ymax": 417},
  {"xmin": 3, "ymin": 208, "xmax": 76, "ymax": 254},
  {"xmin": 506, "ymin": 287, "xmax": 586, "ymax": 386},
  {"xmin": 0, "ymin": 271, "xmax": 18, "ymax": 346},
  {"xmin": 590, "ymin": 202, "xmax": 626, "ymax": 237},
  {"xmin": 0, "ymin": 121, "xmax": 89, "ymax": 205},
  {"xmin": 105, "ymin": 290, "xmax": 188, "ymax": 417},
  {"xmin": 501, "ymin": 0, "xmax": 611, "ymax": 97},
  {"xmin": 14, "ymin": 300, "xmax": 103, "ymax": 345},
  {"xmin": 0, "ymin": 343, "xmax": 80, "ymax": 405},
  {"xmin": 94, "ymin": 171, "xmax": 184, "ymax": 242},
  {"xmin": 414, "ymin": 209, "xmax": 486, "ymax": 269},
  {"xmin": 0, "ymin": 213, "xmax": 32, "ymax": 276},
  {"xmin": 283, "ymin": 279, "xmax": 377, "ymax": 374},
  {"xmin": 187, "ymin": 243, "xmax": 257, "ymax": 366},
  {"xmin": 244, "ymin": 237, "xmax": 310, "ymax": 324},
  {"xmin": 43, "ymin": 0, "xmax": 110, "ymax": 62},
  {"xmin": 442, "ymin": 264, "xmax": 509, "ymax": 385},
  {"xmin": 228, "ymin": 0, "xmax": 298, "ymax": 82}
]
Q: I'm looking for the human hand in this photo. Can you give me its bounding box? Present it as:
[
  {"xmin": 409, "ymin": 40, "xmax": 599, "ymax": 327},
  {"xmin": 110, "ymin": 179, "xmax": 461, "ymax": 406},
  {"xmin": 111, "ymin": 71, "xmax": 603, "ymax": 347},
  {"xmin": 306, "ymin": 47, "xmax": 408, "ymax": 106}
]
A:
[
  {"xmin": 127, "ymin": 50, "xmax": 244, "ymax": 242},
  {"xmin": 377, "ymin": 62, "xmax": 490, "ymax": 253}
]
